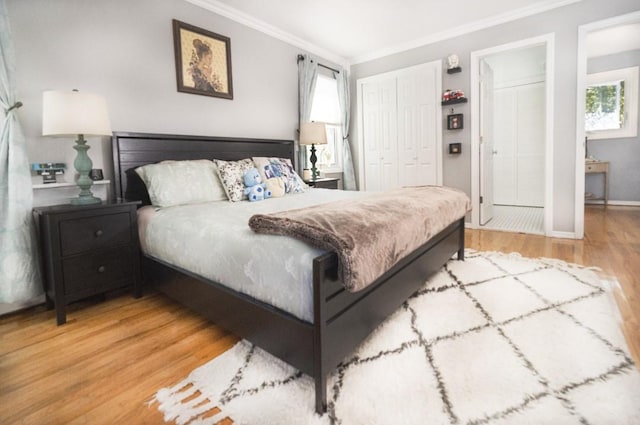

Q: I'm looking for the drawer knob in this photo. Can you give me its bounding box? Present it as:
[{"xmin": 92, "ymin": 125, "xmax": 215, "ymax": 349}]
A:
[
  {"xmin": 95, "ymin": 230, "xmax": 104, "ymax": 237},
  {"xmin": 97, "ymin": 265, "xmax": 106, "ymax": 273}
]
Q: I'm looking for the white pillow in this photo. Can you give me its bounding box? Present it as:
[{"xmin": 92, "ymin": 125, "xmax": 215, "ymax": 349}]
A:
[{"xmin": 135, "ymin": 159, "xmax": 227, "ymax": 207}]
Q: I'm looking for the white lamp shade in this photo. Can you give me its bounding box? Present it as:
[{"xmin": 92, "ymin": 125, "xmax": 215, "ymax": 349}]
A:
[
  {"xmin": 299, "ymin": 122, "xmax": 328, "ymax": 145},
  {"xmin": 42, "ymin": 90, "xmax": 112, "ymax": 136}
]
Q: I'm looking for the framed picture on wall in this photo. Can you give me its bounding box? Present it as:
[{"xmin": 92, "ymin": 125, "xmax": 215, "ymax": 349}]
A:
[
  {"xmin": 447, "ymin": 113, "xmax": 463, "ymax": 130},
  {"xmin": 172, "ymin": 19, "xmax": 233, "ymax": 99}
]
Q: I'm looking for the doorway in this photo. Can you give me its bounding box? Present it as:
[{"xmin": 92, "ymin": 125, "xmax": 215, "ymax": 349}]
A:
[
  {"xmin": 470, "ymin": 34, "xmax": 555, "ymax": 236},
  {"xmin": 574, "ymin": 11, "xmax": 640, "ymax": 239}
]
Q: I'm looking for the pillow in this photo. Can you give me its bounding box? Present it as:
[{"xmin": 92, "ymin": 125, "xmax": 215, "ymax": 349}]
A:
[
  {"xmin": 252, "ymin": 157, "xmax": 307, "ymax": 194},
  {"xmin": 135, "ymin": 159, "xmax": 226, "ymax": 208},
  {"xmin": 213, "ymin": 158, "xmax": 255, "ymax": 202}
]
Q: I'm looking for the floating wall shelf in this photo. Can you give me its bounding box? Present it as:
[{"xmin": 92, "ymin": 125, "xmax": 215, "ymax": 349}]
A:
[{"xmin": 441, "ymin": 97, "xmax": 468, "ymax": 106}]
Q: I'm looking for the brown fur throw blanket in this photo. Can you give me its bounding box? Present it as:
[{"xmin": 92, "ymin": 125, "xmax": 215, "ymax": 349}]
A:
[{"xmin": 248, "ymin": 186, "xmax": 471, "ymax": 292}]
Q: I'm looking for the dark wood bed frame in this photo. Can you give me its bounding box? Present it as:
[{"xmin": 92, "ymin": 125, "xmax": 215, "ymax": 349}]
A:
[{"xmin": 111, "ymin": 131, "xmax": 465, "ymax": 414}]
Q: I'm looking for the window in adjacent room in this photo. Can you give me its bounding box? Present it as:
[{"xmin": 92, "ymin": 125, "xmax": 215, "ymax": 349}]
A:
[
  {"xmin": 308, "ymin": 73, "xmax": 342, "ymax": 172},
  {"xmin": 585, "ymin": 66, "xmax": 638, "ymax": 139}
]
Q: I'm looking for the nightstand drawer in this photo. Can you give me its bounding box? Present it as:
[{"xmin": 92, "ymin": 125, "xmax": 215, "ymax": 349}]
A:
[
  {"xmin": 304, "ymin": 177, "xmax": 340, "ymax": 189},
  {"xmin": 60, "ymin": 212, "xmax": 131, "ymax": 256},
  {"xmin": 62, "ymin": 247, "xmax": 134, "ymax": 296},
  {"xmin": 585, "ymin": 162, "xmax": 608, "ymax": 173}
]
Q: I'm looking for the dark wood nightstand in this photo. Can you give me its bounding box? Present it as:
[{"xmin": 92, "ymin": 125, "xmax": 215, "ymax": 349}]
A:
[
  {"xmin": 304, "ymin": 177, "xmax": 340, "ymax": 189},
  {"xmin": 33, "ymin": 200, "xmax": 142, "ymax": 325}
]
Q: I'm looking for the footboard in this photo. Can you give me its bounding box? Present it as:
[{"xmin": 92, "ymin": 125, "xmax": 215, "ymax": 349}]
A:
[{"xmin": 311, "ymin": 218, "xmax": 465, "ymax": 412}]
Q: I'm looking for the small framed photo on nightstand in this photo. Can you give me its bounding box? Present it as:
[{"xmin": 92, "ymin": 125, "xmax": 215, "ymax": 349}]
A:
[{"xmin": 447, "ymin": 113, "xmax": 463, "ymax": 130}]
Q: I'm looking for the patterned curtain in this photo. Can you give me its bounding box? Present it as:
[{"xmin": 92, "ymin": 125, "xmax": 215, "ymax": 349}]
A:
[
  {"xmin": 335, "ymin": 69, "xmax": 357, "ymax": 190},
  {"xmin": 297, "ymin": 54, "xmax": 318, "ymax": 169},
  {"xmin": 0, "ymin": 1, "xmax": 42, "ymax": 303}
]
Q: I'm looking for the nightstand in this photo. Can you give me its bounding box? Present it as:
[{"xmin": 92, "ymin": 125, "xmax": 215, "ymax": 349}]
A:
[
  {"xmin": 304, "ymin": 177, "xmax": 340, "ymax": 189},
  {"xmin": 33, "ymin": 200, "xmax": 142, "ymax": 325},
  {"xmin": 585, "ymin": 160, "xmax": 609, "ymax": 206}
]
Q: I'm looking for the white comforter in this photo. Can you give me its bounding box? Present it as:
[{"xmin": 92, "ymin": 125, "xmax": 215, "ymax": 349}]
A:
[{"xmin": 140, "ymin": 189, "xmax": 369, "ymax": 322}]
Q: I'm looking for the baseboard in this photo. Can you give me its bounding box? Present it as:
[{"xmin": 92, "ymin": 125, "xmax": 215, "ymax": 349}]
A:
[
  {"xmin": 550, "ymin": 231, "xmax": 578, "ymax": 240},
  {"xmin": 585, "ymin": 200, "xmax": 640, "ymax": 206}
]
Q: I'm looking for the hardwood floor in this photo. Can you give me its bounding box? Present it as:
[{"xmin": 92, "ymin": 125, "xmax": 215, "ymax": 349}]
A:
[
  {"xmin": 1, "ymin": 205, "xmax": 637, "ymax": 424},
  {"xmin": 466, "ymin": 205, "xmax": 640, "ymax": 366}
]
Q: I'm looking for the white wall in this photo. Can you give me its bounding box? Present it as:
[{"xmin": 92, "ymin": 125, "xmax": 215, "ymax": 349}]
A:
[
  {"xmin": 350, "ymin": 0, "xmax": 640, "ymax": 234},
  {"xmin": 8, "ymin": 0, "xmax": 337, "ymax": 203}
]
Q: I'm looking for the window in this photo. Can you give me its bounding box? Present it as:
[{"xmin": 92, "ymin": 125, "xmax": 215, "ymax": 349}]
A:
[
  {"xmin": 585, "ymin": 66, "xmax": 638, "ymax": 139},
  {"xmin": 307, "ymin": 74, "xmax": 343, "ymax": 172}
]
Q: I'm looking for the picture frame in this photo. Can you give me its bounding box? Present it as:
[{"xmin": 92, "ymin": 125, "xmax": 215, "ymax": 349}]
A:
[
  {"xmin": 447, "ymin": 113, "xmax": 463, "ymax": 130},
  {"xmin": 172, "ymin": 19, "xmax": 233, "ymax": 99}
]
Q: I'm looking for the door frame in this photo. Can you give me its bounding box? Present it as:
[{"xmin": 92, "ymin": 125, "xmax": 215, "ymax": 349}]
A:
[
  {"xmin": 470, "ymin": 33, "xmax": 555, "ymax": 235},
  {"xmin": 356, "ymin": 60, "xmax": 443, "ymax": 190},
  {"xmin": 574, "ymin": 10, "xmax": 640, "ymax": 239}
]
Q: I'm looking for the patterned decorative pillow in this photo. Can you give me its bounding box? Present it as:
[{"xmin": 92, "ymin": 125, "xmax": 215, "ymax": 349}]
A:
[
  {"xmin": 252, "ymin": 157, "xmax": 307, "ymax": 194},
  {"xmin": 213, "ymin": 158, "xmax": 255, "ymax": 202},
  {"xmin": 135, "ymin": 160, "xmax": 226, "ymax": 208}
]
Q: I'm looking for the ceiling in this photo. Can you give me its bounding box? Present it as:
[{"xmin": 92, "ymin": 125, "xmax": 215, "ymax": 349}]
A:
[{"xmin": 188, "ymin": 0, "xmax": 583, "ymax": 65}]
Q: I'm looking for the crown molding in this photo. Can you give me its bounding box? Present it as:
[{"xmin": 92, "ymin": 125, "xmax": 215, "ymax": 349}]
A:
[
  {"xmin": 350, "ymin": 0, "xmax": 583, "ymax": 64},
  {"xmin": 184, "ymin": 0, "xmax": 350, "ymax": 70}
]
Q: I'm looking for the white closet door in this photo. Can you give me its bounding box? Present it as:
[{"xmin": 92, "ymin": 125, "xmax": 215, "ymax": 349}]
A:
[
  {"xmin": 515, "ymin": 82, "xmax": 545, "ymax": 207},
  {"xmin": 492, "ymin": 82, "xmax": 544, "ymax": 207},
  {"xmin": 397, "ymin": 63, "xmax": 438, "ymax": 187},
  {"xmin": 361, "ymin": 78, "xmax": 398, "ymax": 191}
]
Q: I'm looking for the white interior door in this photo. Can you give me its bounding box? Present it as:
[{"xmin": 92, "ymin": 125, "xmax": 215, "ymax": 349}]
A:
[
  {"xmin": 480, "ymin": 60, "xmax": 495, "ymax": 225},
  {"xmin": 361, "ymin": 78, "xmax": 397, "ymax": 191},
  {"xmin": 397, "ymin": 63, "xmax": 438, "ymax": 186}
]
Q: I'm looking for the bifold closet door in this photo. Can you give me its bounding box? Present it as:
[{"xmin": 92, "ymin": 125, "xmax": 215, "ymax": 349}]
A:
[
  {"xmin": 397, "ymin": 66, "xmax": 438, "ymax": 187},
  {"xmin": 361, "ymin": 62, "xmax": 439, "ymax": 191},
  {"xmin": 361, "ymin": 78, "xmax": 398, "ymax": 192}
]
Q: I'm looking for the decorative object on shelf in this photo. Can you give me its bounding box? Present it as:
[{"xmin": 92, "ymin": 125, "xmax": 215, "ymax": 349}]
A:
[
  {"xmin": 449, "ymin": 143, "xmax": 462, "ymax": 154},
  {"xmin": 446, "ymin": 54, "xmax": 461, "ymax": 74},
  {"xmin": 299, "ymin": 122, "xmax": 327, "ymax": 181},
  {"xmin": 173, "ymin": 19, "xmax": 233, "ymax": 99},
  {"xmin": 447, "ymin": 113, "xmax": 464, "ymax": 130},
  {"xmin": 31, "ymin": 162, "xmax": 66, "ymax": 184},
  {"xmin": 42, "ymin": 90, "xmax": 112, "ymax": 205},
  {"xmin": 89, "ymin": 169, "xmax": 104, "ymax": 181},
  {"xmin": 442, "ymin": 89, "xmax": 466, "ymax": 102}
]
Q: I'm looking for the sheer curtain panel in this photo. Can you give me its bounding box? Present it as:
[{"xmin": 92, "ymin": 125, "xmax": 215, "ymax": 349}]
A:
[
  {"xmin": 0, "ymin": 2, "xmax": 42, "ymax": 303},
  {"xmin": 336, "ymin": 69, "xmax": 357, "ymax": 190}
]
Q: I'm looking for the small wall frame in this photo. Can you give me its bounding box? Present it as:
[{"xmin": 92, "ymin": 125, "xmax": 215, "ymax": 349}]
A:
[{"xmin": 447, "ymin": 113, "xmax": 463, "ymax": 130}]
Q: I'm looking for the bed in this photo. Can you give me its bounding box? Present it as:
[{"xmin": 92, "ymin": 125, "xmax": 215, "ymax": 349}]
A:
[{"xmin": 112, "ymin": 131, "xmax": 466, "ymax": 414}]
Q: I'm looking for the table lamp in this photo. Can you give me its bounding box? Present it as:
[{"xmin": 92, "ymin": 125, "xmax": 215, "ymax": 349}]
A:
[
  {"xmin": 42, "ymin": 90, "xmax": 112, "ymax": 205},
  {"xmin": 299, "ymin": 121, "xmax": 327, "ymax": 181}
]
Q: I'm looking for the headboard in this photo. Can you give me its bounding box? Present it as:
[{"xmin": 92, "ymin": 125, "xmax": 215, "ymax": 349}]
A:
[{"xmin": 111, "ymin": 131, "xmax": 295, "ymax": 204}]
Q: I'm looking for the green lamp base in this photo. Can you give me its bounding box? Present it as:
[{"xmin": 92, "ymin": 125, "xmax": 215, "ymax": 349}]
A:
[
  {"xmin": 71, "ymin": 134, "xmax": 102, "ymax": 206},
  {"xmin": 70, "ymin": 195, "xmax": 102, "ymax": 206}
]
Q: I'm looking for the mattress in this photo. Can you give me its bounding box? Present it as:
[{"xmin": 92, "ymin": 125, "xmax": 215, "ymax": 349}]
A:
[{"xmin": 138, "ymin": 189, "xmax": 370, "ymax": 322}]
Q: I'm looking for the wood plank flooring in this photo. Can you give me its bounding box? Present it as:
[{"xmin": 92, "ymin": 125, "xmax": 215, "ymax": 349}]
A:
[{"xmin": 1, "ymin": 205, "xmax": 638, "ymax": 424}]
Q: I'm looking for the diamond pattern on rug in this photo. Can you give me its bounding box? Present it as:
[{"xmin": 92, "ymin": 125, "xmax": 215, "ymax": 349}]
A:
[
  {"xmin": 152, "ymin": 250, "xmax": 640, "ymax": 425},
  {"xmin": 433, "ymin": 327, "xmax": 547, "ymax": 423},
  {"xmin": 467, "ymin": 276, "xmax": 547, "ymax": 322}
]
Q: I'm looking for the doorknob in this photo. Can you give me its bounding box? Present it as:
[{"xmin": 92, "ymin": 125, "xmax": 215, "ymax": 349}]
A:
[{"xmin": 492, "ymin": 150, "xmax": 498, "ymax": 155}]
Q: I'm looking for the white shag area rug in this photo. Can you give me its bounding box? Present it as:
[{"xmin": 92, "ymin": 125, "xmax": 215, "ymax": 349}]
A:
[{"xmin": 152, "ymin": 250, "xmax": 640, "ymax": 425}]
